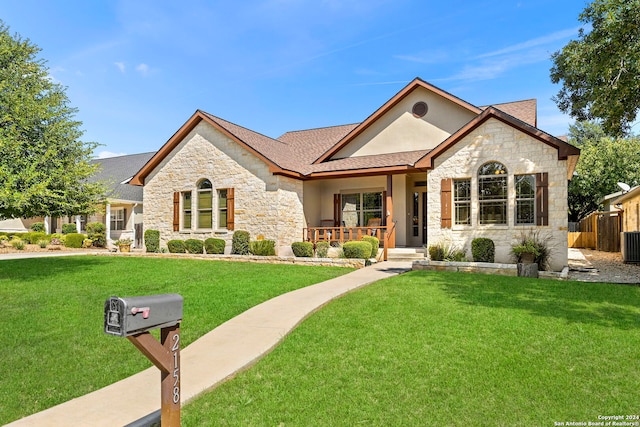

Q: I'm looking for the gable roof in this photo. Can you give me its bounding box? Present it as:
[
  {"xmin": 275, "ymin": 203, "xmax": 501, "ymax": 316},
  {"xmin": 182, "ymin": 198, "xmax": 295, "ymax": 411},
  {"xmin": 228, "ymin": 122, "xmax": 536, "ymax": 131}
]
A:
[
  {"xmin": 91, "ymin": 152, "xmax": 155, "ymax": 202},
  {"xmin": 130, "ymin": 79, "xmax": 579, "ymax": 184}
]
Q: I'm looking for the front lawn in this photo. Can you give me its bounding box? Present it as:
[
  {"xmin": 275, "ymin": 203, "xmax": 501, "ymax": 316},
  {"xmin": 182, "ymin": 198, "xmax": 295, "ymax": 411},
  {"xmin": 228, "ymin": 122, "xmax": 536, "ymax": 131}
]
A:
[
  {"xmin": 183, "ymin": 271, "xmax": 640, "ymax": 426},
  {"xmin": 0, "ymin": 256, "xmax": 352, "ymax": 425}
]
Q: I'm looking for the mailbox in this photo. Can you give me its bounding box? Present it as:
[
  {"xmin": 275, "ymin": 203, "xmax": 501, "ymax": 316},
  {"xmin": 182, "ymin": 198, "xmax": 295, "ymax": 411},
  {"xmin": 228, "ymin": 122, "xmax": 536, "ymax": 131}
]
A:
[{"xmin": 104, "ymin": 294, "xmax": 183, "ymax": 337}]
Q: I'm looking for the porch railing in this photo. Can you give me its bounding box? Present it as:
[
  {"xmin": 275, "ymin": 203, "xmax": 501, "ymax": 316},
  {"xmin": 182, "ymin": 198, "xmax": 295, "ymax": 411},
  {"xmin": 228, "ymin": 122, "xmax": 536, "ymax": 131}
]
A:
[{"xmin": 303, "ymin": 225, "xmax": 386, "ymax": 246}]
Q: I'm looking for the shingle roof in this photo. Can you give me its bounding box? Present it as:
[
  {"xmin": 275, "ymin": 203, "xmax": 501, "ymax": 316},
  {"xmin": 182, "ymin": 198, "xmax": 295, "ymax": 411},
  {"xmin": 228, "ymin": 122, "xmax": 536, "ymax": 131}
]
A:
[
  {"xmin": 482, "ymin": 99, "xmax": 537, "ymax": 126},
  {"xmin": 91, "ymin": 152, "xmax": 155, "ymax": 202}
]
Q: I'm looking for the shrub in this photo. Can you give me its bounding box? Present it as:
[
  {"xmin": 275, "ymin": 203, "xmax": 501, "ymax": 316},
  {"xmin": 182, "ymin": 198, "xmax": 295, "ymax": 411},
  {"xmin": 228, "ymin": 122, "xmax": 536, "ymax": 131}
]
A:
[
  {"xmin": 291, "ymin": 241, "xmax": 314, "ymax": 257},
  {"xmin": 38, "ymin": 239, "xmax": 48, "ymax": 248},
  {"xmin": 185, "ymin": 239, "xmax": 204, "ymax": 254},
  {"xmin": 343, "ymin": 241, "xmax": 372, "ymax": 259},
  {"xmin": 167, "ymin": 240, "xmax": 186, "ymax": 253},
  {"xmin": 205, "ymin": 238, "xmax": 226, "ymax": 254},
  {"xmin": 64, "ymin": 233, "xmax": 86, "ymax": 248},
  {"xmin": 30, "ymin": 222, "xmax": 45, "ymax": 232},
  {"xmin": 511, "ymin": 230, "xmax": 552, "ymax": 270},
  {"xmin": 26, "ymin": 232, "xmax": 47, "ymax": 244},
  {"xmin": 250, "ymin": 239, "xmax": 276, "ymax": 256},
  {"xmin": 472, "ymin": 238, "xmax": 495, "ymax": 263},
  {"xmin": 83, "ymin": 239, "xmax": 93, "ymax": 248},
  {"xmin": 428, "ymin": 240, "xmax": 466, "ymax": 262},
  {"xmin": 231, "ymin": 231, "xmax": 250, "ymax": 255},
  {"xmin": 144, "ymin": 229, "xmax": 160, "ymax": 253},
  {"xmin": 360, "ymin": 236, "xmax": 379, "ymax": 258},
  {"xmin": 10, "ymin": 238, "xmax": 25, "ymax": 250},
  {"xmin": 61, "ymin": 223, "xmax": 77, "ymax": 234},
  {"xmin": 315, "ymin": 241, "xmax": 330, "ymax": 258},
  {"xmin": 86, "ymin": 222, "xmax": 106, "ymax": 247}
]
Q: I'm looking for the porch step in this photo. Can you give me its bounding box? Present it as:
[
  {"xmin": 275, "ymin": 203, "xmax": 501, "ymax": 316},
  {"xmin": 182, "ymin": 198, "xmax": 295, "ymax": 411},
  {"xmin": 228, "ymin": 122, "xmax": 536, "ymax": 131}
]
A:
[{"xmin": 386, "ymin": 248, "xmax": 425, "ymax": 262}]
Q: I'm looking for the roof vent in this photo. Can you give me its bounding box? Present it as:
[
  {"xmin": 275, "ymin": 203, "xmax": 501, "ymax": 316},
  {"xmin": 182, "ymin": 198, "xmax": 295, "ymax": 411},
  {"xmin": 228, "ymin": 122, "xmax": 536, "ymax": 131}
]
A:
[{"xmin": 412, "ymin": 101, "xmax": 428, "ymax": 118}]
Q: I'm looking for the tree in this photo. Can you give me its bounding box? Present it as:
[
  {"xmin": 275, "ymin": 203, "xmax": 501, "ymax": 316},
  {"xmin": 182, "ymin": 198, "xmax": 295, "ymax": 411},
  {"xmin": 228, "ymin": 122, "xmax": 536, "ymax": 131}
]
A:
[
  {"xmin": 0, "ymin": 21, "xmax": 104, "ymax": 220},
  {"xmin": 568, "ymin": 122, "xmax": 640, "ymax": 221},
  {"xmin": 550, "ymin": 0, "xmax": 640, "ymax": 137}
]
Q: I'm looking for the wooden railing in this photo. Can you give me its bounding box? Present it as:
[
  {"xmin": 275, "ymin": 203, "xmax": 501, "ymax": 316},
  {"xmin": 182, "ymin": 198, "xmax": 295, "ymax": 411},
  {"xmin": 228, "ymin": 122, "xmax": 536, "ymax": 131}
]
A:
[{"xmin": 304, "ymin": 225, "xmax": 386, "ymax": 246}]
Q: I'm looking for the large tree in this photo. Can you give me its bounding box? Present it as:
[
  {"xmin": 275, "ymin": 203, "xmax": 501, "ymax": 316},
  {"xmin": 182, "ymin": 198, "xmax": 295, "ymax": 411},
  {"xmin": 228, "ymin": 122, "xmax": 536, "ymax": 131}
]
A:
[
  {"xmin": 0, "ymin": 21, "xmax": 104, "ymax": 220},
  {"xmin": 568, "ymin": 122, "xmax": 640, "ymax": 221},
  {"xmin": 550, "ymin": 0, "xmax": 640, "ymax": 137}
]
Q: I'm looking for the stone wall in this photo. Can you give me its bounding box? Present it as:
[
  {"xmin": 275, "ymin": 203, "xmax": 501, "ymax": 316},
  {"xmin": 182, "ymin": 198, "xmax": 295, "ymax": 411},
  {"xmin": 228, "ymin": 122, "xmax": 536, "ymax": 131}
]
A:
[
  {"xmin": 143, "ymin": 122, "xmax": 305, "ymax": 255},
  {"xmin": 427, "ymin": 118, "xmax": 570, "ymax": 271}
]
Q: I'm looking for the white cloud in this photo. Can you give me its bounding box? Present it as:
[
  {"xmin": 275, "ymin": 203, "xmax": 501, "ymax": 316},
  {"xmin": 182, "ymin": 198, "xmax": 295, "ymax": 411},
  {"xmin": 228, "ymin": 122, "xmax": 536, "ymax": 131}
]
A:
[
  {"xmin": 475, "ymin": 27, "xmax": 581, "ymax": 59},
  {"xmin": 115, "ymin": 62, "xmax": 126, "ymax": 73},
  {"xmin": 135, "ymin": 63, "xmax": 150, "ymax": 76}
]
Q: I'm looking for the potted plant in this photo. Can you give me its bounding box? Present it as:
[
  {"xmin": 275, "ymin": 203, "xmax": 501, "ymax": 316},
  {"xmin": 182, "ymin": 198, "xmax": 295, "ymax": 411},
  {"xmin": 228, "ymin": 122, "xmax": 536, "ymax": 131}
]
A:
[
  {"xmin": 114, "ymin": 238, "xmax": 133, "ymax": 253},
  {"xmin": 511, "ymin": 239, "xmax": 540, "ymax": 264}
]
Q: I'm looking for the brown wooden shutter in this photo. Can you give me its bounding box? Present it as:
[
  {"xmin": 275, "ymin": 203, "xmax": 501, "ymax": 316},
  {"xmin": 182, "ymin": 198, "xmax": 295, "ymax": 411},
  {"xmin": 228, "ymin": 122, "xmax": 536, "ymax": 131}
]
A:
[
  {"xmin": 227, "ymin": 188, "xmax": 235, "ymax": 231},
  {"xmin": 173, "ymin": 192, "xmax": 180, "ymax": 231},
  {"xmin": 441, "ymin": 179, "xmax": 452, "ymax": 228},
  {"xmin": 536, "ymin": 173, "xmax": 549, "ymax": 226},
  {"xmin": 333, "ymin": 194, "xmax": 340, "ymax": 226}
]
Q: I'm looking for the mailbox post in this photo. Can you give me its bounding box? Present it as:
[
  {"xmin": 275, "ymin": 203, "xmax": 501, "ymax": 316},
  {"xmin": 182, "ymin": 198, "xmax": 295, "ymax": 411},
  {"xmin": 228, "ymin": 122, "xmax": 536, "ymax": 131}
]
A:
[{"xmin": 104, "ymin": 294, "xmax": 183, "ymax": 427}]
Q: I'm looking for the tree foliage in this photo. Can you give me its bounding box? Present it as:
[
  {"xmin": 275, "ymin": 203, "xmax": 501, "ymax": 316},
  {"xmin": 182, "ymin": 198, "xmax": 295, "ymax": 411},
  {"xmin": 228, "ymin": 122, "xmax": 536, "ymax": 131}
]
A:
[
  {"xmin": 0, "ymin": 21, "xmax": 104, "ymax": 220},
  {"xmin": 550, "ymin": 0, "xmax": 640, "ymax": 137},
  {"xmin": 568, "ymin": 122, "xmax": 640, "ymax": 221}
]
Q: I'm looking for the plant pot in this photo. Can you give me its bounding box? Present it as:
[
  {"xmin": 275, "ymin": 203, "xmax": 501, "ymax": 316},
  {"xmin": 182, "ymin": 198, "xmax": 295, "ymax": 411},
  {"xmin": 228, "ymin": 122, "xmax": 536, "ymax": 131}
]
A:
[{"xmin": 119, "ymin": 244, "xmax": 131, "ymax": 253}]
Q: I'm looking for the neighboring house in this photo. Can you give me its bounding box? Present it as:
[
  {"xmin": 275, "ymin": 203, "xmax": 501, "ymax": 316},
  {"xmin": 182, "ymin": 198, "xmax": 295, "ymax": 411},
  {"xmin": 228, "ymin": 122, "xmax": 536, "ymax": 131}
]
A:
[
  {"xmin": 612, "ymin": 185, "xmax": 640, "ymax": 233},
  {"xmin": 131, "ymin": 78, "xmax": 579, "ymax": 271},
  {"xmin": 0, "ymin": 152, "xmax": 155, "ymax": 247}
]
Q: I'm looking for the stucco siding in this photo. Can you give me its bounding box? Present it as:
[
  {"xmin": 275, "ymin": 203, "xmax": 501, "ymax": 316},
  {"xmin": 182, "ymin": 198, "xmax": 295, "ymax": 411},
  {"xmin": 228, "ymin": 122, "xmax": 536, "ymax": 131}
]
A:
[{"xmin": 427, "ymin": 118, "xmax": 570, "ymax": 271}]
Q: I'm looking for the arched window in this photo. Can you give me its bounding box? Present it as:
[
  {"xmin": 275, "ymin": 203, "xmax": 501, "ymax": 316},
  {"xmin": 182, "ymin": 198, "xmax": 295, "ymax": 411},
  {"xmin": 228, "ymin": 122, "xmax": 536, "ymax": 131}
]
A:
[
  {"xmin": 478, "ymin": 162, "xmax": 507, "ymax": 225},
  {"xmin": 197, "ymin": 179, "xmax": 213, "ymax": 229}
]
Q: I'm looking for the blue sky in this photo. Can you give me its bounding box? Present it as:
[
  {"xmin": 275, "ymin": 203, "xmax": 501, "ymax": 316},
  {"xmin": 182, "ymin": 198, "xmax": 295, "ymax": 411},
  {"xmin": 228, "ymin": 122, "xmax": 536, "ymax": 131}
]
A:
[{"xmin": 3, "ymin": 0, "xmax": 588, "ymax": 158}]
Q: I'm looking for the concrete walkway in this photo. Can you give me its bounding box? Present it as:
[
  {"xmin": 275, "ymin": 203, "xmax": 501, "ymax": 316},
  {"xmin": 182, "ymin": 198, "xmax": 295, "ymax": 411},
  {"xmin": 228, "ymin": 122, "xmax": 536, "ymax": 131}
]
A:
[{"xmin": 6, "ymin": 261, "xmax": 412, "ymax": 427}]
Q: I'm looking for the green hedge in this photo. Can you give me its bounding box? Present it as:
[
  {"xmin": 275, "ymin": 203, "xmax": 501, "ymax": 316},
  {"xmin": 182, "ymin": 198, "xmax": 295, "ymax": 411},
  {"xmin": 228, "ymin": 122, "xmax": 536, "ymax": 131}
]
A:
[
  {"xmin": 86, "ymin": 222, "xmax": 106, "ymax": 247},
  {"xmin": 343, "ymin": 241, "xmax": 372, "ymax": 259},
  {"xmin": 62, "ymin": 223, "xmax": 77, "ymax": 234},
  {"xmin": 360, "ymin": 236, "xmax": 379, "ymax": 258},
  {"xmin": 64, "ymin": 233, "xmax": 86, "ymax": 248},
  {"xmin": 144, "ymin": 229, "xmax": 160, "ymax": 253},
  {"xmin": 167, "ymin": 240, "xmax": 186, "ymax": 253},
  {"xmin": 30, "ymin": 222, "xmax": 45, "ymax": 232},
  {"xmin": 231, "ymin": 231, "xmax": 250, "ymax": 255},
  {"xmin": 316, "ymin": 241, "xmax": 330, "ymax": 258},
  {"xmin": 204, "ymin": 238, "xmax": 225, "ymax": 254},
  {"xmin": 249, "ymin": 240, "xmax": 276, "ymax": 256},
  {"xmin": 25, "ymin": 232, "xmax": 47, "ymax": 244},
  {"xmin": 291, "ymin": 241, "xmax": 314, "ymax": 257},
  {"xmin": 472, "ymin": 238, "xmax": 495, "ymax": 263},
  {"xmin": 185, "ymin": 239, "xmax": 204, "ymax": 254}
]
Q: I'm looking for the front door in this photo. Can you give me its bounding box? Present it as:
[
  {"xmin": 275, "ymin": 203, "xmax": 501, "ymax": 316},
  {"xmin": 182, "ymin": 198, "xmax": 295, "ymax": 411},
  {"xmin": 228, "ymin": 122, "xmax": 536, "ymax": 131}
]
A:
[{"xmin": 409, "ymin": 191, "xmax": 427, "ymax": 247}]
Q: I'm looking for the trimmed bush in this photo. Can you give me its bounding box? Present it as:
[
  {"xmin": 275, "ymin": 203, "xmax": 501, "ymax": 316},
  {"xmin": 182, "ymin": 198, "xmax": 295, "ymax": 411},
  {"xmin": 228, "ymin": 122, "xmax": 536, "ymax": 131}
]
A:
[
  {"xmin": 250, "ymin": 240, "xmax": 276, "ymax": 256},
  {"xmin": 291, "ymin": 241, "xmax": 314, "ymax": 257},
  {"xmin": 185, "ymin": 239, "xmax": 204, "ymax": 254},
  {"xmin": 343, "ymin": 241, "xmax": 372, "ymax": 259},
  {"xmin": 86, "ymin": 222, "xmax": 107, "ymax": 247},
  {"xmin": 25, "ymin": 232, "xmax": 46, "ymax": 244},
  {"xmin": 231, "ymin": 230, "xmax": 250, "ymax": 255},
  {"xmin": 30, "ymin": 222, "xmax": 45, "ymax": 232},
  {"xmin": 64, "ymin": 233, "xmax": 85, "ymax": 248},
  {"xmin": 315, "ymin": 241, "xmax": 330, "ymax": 258},
  {"xmin": 428, "ymin": 244, "xmax": 445, "ymax": 261},
  {"xmin": 167, "ymin": 239, "xmax": 187, "ymax": 254},
  {"xmin": 144, "ymin": 229, "xmax": 160, "ymax": 253},
  {"xmin": 167, "ymin": 240, "xmax": 186, "ymax": 253},
  {"xmin": 472, "ymin": 238, "xmax": 495, "ymax": 263},
  {"xmin": 360, "ymin": 236, "xmax": 379, "ymax": 258},
  {"xmin": 61, "ymin": 223, "xmax": 77, "ymax": 234},
  {"xmin": 205, "ymin": 238, "xmax": 226, "ymax": 254}
]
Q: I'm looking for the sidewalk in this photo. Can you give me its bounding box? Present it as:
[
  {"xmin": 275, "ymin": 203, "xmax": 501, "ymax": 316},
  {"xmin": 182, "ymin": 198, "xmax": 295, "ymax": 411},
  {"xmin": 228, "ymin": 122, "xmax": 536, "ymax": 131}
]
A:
[{"xmin": 6, "ymin": 261, "xmax": 412, "ymax": 427}]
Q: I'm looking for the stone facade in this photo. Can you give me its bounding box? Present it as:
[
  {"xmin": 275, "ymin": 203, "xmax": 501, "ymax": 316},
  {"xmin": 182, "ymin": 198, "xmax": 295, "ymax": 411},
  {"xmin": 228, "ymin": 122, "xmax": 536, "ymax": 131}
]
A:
[
  {"xmin": 427, "ymin": 118, "xmax": 570, "ymax": 271},
  {"xmin": 143, "ymin": 122, "xmax": 304, "ymax": 255}
]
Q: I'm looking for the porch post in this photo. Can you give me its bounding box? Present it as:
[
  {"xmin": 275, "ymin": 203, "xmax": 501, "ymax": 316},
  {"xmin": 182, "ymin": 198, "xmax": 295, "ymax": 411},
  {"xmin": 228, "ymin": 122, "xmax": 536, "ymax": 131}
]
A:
[
  {"xmin": 386, "ymin": 174, "xmax": 395, "ymax": 248},
  {"xmin": 105, "ymin": 203, "xmax": 112, "ymax": 246},
  {"xmin": 44, "ymin": 216, "xmax": 50, "ymax": 234},
  {"xmin": 75, "ymin": 215, "xmax": 81, "ymax": 233}
]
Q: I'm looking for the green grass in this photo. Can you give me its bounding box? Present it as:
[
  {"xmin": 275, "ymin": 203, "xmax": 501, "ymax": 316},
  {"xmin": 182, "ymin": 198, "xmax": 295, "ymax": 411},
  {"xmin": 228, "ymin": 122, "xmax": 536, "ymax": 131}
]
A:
[
  {"xmin": 0, "ymin": 256, "xmax": 352, "ymax": 425},
  {"xmin": 182, "ymin": 271, "xmax": 640, "ymax": 426}
]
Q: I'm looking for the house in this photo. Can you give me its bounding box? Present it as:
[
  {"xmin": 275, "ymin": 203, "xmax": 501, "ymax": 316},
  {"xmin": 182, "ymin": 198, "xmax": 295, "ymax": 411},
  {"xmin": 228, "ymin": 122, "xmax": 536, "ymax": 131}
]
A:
[
  {"xmin": 612, "ymin": 185, "xmax": 640, "ymax": 233},
  {"xmin": 0, "ymin": 152, "xmax": 154, "ymax": 247},
  {"xmin": 131, "ymin": 78, "xmax": 579, "ymax": 271}
]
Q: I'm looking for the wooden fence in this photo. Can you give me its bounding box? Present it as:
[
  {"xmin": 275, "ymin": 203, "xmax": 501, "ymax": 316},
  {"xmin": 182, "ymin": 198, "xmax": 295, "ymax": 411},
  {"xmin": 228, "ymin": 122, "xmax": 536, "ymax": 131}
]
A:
[{"xmin": 568, "ymin": 211, "xmax": 621, "ymax": 252}]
